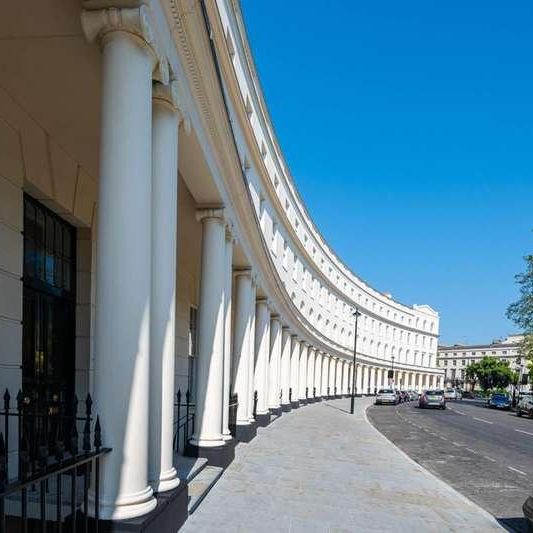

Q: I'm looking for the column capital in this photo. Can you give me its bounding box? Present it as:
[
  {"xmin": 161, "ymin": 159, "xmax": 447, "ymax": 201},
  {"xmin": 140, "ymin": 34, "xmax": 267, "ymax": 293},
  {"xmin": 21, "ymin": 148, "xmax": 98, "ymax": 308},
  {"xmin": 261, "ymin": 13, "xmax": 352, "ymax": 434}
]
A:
[
  {"xmin": 233, "ymin": 267, "xmax": 252, "ymax": 279},
  {"xmin": 270, "ymin": 314, "xmax": 281, "ymax": 323},
  {"xmin": 81, "ymin": 5, "xmax": 168, "ymax": 83},
  {"xmin": 153, "ymin": 80, "xmax": 182, "ymax": 115},
  {"xmin": 196, "ymin": 206, "xmax": 225, "ymax": 223}
]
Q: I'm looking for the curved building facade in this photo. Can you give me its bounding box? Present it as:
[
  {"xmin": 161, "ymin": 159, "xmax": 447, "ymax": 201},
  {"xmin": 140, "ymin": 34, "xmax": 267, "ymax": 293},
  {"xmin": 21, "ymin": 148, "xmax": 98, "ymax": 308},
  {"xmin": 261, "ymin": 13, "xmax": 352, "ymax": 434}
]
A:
[{"xmin": 0, "ymin": 0, "xmax": 443, "ymax": 529}]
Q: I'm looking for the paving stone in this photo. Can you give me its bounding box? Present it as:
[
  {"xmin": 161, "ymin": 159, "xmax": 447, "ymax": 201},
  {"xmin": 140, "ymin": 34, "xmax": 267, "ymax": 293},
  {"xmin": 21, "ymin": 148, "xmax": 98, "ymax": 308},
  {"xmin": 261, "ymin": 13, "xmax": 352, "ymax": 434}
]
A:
[{"xmin": 181, "ymin": 398, "xmax": 503, "ymax": 532}]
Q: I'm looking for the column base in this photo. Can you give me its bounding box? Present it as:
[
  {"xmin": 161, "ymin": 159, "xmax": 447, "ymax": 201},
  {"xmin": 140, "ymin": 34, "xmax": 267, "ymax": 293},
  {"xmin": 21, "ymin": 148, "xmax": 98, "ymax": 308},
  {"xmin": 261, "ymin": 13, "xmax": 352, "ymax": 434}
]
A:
[
  {"xmin": 95, "ymin": 481, "xmax": 188, "ymax": 532},
  {"xmin": 254, "ymin": 412, "xmax": 271, "ymax": 427},
  {"xmin": 299, "ymin": 399, "xmax": 308, "ymax": 406},
  {"xmin": 290, "ymin": 401, "xmax": 300, "ymax": 409},
  {"xmin": 307, "ymin": 397, "xmax": 316, "ymax": 404},
  {"xmin": 185, "ymin": 440, "xmax": 236, "ymax": 469},
  {"xmin": 281, "ymin": 402, "xmax": 292, "ymax": 412},
  {"xmin": 234, "ymin": 421, "xmax": 257, "ymax": 443},
  {"xmin": 523, "ymin": 495, "xmax": 533, "ymax": 531},
  {"xmin": 269, "ymin": 406, "xmax": 283, "ymax": 416},
  {"xmin": 314, "ymin": 396, "xmax": 323, "ymax": 402}
]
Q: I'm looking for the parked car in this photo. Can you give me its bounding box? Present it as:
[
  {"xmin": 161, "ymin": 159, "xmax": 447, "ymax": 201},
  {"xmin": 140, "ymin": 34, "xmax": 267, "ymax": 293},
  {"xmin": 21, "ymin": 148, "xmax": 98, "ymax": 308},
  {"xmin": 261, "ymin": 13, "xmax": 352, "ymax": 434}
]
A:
[
  {"xmin": 375, "ymin": 388, "xmax": 398, "ymax": 405},
  {"xmin": 444, "ymin": 388, "xmax": 460, "ymax": 401},
  {"xmin": 487, "ymin": 393, "xmax": 511, "ymax": 410},
  {"xmin": 408, "ymin": 390, "xmax": 420, "ymax": 401},
  {"xmin": 419, "ymin": 389, "xmax": 446, "ymax": 409},
  {"xmin": 399, "ymin": 390, "xmax": 409, "ymax": 403},
  {"xmin": 516, "ymin": 394, "xmax": 533, "ymax": 418},
  {"xmin": 455, "ymin": 389, "xmax": 463, "ymax": 400}
]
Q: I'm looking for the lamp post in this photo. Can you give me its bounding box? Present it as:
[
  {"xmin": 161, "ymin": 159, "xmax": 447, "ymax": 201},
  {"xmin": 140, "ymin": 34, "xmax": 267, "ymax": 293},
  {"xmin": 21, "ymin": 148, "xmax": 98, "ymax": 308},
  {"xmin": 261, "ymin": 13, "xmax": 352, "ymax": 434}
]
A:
[
  {"xmin": 350, "ymin": 308, "xmax": 361, "ymax": 415},
  {"xmin": 390, "ymin": 355, "xmax": 395, "ymax": 387}
]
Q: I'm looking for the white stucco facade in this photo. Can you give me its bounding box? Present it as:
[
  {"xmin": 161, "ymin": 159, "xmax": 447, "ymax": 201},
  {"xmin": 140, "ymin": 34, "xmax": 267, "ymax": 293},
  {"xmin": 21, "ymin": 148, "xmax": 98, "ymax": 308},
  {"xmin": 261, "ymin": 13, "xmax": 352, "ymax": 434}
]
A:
[{"xmin": 0, "ymin": 0, "xmax": 443, "ymax": 528}]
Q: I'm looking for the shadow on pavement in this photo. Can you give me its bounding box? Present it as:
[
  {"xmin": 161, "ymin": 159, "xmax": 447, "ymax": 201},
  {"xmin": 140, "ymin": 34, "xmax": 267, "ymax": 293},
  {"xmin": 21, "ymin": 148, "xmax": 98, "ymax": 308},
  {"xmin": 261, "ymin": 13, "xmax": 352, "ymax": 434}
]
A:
[{"xmin": 323, "ymin": 402, "xmax": 352, "ymax": 415}]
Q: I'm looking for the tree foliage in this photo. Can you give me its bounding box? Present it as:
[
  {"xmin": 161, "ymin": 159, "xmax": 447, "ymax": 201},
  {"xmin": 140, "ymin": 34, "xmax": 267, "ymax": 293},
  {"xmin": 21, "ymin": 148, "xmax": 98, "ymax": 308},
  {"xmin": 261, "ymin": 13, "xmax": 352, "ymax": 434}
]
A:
[
  {"xmin": 507, "ymin": 252, "xmax": 533, "ymax": 370},
  {"xmin": 465, "ymin": 356, "xmax": 516, "ymax": 391}
]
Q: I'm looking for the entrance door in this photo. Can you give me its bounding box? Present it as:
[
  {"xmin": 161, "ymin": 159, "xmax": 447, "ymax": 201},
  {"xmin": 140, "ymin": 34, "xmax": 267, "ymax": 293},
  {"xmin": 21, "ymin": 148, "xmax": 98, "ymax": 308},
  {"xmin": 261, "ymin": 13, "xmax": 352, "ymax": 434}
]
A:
[{"xmin": 22, "ymin": 195, "xmax": 76, "ymax": 405}]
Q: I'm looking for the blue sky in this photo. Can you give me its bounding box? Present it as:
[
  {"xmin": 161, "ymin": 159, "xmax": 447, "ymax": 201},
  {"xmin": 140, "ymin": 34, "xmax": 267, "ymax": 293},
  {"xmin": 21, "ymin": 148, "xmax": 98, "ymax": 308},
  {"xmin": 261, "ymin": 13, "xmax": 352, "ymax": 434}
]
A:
[{"xmin": 240, "ymin": 0, "xmax": 533, "ymax": 345}]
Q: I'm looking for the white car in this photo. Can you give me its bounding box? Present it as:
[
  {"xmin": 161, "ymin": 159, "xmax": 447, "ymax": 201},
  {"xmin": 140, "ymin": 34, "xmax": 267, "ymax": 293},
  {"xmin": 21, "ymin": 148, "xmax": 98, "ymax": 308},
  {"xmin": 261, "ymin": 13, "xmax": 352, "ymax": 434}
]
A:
[
  {"xmin": 375, "ymin": 388, "xmax": 398, "ymax": 405},
  {"xmin": 517, "ymin": 394, "xmax": 533, "ymax": 418},
  {"xmin": 444, "ymin": 388, "xmax": 459, "ymax": 401}
]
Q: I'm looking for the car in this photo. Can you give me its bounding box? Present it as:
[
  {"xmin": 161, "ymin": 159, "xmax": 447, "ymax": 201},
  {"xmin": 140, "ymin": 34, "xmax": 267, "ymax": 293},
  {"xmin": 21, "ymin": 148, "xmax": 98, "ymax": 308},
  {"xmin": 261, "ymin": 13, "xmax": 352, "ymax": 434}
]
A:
[
  {"xmin": 516, "ymin": 394, "xmax": 533, "ymax": 418},
  {"xmin": 399, "ymin": 390, "xmax": 409, "ymax": 403},
  {"xmin": 455, "ymin": 389, "xmax": 463, "ymax": 400},
  {"xmin": 487, "ymin": 393, "xmax": 511, "ymax": 410},
  {"xmin": 444, "ymin": 388, "xmax": 459, "ymax": 401},
  {"xmin": 419, "ymin": 389, "xmax": 446, "ymax": 409},
  {"xmin": 375, "ymin": 388, "xmax": 399, "ymax": 405},
  {"xmin": 408, "ymin": 390, "xmax": 419, "ymax": 401}
]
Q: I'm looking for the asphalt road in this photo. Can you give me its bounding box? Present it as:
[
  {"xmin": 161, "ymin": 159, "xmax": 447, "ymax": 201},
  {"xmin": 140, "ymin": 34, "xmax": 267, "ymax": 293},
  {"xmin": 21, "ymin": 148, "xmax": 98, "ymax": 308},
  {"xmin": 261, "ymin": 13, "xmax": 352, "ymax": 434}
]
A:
[{"xmin": 367, "ymin": 399, "xmax": 533, "ymax": 532}]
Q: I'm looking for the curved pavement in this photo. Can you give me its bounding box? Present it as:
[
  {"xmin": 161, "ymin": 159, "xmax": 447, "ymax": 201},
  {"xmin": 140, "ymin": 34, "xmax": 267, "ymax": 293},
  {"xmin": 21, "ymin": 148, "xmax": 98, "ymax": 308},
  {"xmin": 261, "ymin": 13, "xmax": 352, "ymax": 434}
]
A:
[{"xmin": 181, "ymin": 397, "xmax": 503, "ymax": 532}]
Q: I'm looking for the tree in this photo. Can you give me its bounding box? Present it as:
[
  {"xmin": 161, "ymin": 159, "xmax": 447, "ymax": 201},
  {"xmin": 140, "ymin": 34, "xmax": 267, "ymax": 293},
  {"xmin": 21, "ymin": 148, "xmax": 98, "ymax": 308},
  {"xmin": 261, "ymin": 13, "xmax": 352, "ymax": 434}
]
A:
[
  {"xmin": 465, "ymin": 356, "xmax": 516, "ymax": 391},
  {"xmin": 507, "ymin": 252, "xmax": 533, "ymax": 373}
]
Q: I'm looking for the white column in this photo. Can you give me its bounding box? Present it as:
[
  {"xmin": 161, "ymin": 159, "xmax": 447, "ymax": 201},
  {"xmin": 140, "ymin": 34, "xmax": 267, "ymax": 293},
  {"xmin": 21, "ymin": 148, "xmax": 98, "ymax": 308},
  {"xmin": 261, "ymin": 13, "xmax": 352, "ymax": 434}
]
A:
[
  {"xmin": 328, "ymin": 357, "xmax": 336, "ymax": 396},
  {"xmin": 315, "ymin": 352, "xmax": 323, "ymax": 397},
  {"xmin": 343, "ymin": 361, "xmax": 349, "ymax": 394},
  {"xmin": 148, "ymin": 82, "xmax": 180, "ymax": 493},
  {"xmin": 280, "ymin": 327, "xmax": 292, "ymax": 406},
  {"xmin": 247, "ymin": 280, "xmax": 257, "ymax": 422},
  {"xmin": 321, "ymin": 354, "xmax": 329, "ymax": 396},
  {"xmin": 308, "ymin": 347, "xmax": 316, "ymax": 398},
  {"xmin": 254, "ymin": 299, "xmax": 270, "ymax": 417},
  {"xmin": 84, "ymin": 8, "xmax": 157, "ymax": 518},
  {"xmin": 299, "ymin": 342, "xmax": 309, "ymax": 401},
  {"xmin": 356, "ymin": 363, "xmax": 363, "ymax": 395},
  {"xmin": 232, "ymin": 270, "xmax": 253, "ymax": 427},
  {"xmin": 268, "ymin": 316, "xmax": 282, "ymax": 410},
  {"xmin": 363, "ymin": 365, "xmax": 370, "ymax": 394},
  {"xmin": 221, "ymin": 229, "xmax": 234, "ymax": 441},
  {"xmin": 290, "ymin": 335, "xmax": 300, "ymax": 404},
  {"xmin": 191, "ymin": 209, "xmax": 226, "ymax": 448},
  {"xmin": 335, "ymin": 359, "xmax": 342, "ymax": 396}
]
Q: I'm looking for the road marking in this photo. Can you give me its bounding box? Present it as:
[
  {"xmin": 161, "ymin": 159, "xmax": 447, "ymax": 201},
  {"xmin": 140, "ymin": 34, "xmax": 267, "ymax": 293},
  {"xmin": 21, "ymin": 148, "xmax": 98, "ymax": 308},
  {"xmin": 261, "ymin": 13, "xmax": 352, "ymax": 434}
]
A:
[
  {"xmin": 453, "ymin": 409, "xmax": 467, "ymax": 415},
  {"xmin": 440, "ymin": 436, "xmax": 448, "ymax": 441},
  {"xmin": 473, "ymin": 417, "xmax": 493, "ymax": 425},
  {"xmin": 515, "ymin": 429, "xmax": 533, "ymax": 437},
  {"xmin": 508, "ymin": 466, "xmax": 527, "ymax": 476},
  {"xmin": 466, "ymin": 448, "xmax": 478, "ymax": 454},
  {"xmin": 453, "ymin": 442, "xmax": 464, "ymax": 447},
  {"xmin": 484, "ymin": 456, "xmax": 496, "ymax": 462}
]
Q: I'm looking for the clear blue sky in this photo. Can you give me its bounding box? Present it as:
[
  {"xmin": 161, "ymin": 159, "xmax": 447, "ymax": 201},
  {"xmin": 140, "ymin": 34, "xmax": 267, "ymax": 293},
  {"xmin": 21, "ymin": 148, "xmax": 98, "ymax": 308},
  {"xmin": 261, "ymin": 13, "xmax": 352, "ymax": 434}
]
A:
[{"xmin": 240, "ymin": 0, "xmax": 533, "ymax": 345}]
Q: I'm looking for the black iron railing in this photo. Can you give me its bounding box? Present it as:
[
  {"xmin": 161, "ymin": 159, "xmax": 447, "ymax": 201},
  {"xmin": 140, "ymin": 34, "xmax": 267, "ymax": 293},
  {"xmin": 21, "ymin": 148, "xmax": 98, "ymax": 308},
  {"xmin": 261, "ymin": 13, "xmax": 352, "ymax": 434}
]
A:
[
  {"xmin": 252, "ymin": 391, "xmax": 258, "ymax": 419},
  {"xmin": 228, "ymin": 393, "xmax": 238, "ymax": 437},
  {"xmin": 0, "ymin": 388, "xmax": 110, "ymax": 532},
  {"xmin": 305, "ymin": 387, "xmax": 308, "ymax": 401},
  {"xmin": 288, "ymin": 388, "xmax": 292, "ymax": 403},
  {"xmin": 173, "ymin": 390, "xmax": 195, "ymax": 453},
  {"xmin": 313, "ymin": 387, "xmax": 316, "ymax": 398}
]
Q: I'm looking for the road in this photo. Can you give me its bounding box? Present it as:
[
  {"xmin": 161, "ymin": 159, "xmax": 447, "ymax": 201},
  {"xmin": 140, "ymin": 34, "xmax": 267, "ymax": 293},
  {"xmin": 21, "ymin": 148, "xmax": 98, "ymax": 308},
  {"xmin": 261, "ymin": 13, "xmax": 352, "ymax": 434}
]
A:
[{"xmin": 367, "ymin": 399, "xmax": 533, "ymax": 532}]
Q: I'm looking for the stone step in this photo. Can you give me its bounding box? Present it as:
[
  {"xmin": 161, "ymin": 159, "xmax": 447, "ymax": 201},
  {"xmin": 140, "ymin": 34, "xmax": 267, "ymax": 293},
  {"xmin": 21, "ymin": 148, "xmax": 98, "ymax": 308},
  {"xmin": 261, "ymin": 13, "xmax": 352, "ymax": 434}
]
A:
[
  {"xmin": 187, "ymin": 465, "xmax": 223, "ymax": 515},
  {"xmin": 175, "ymin": 455, "xmax": 208, "ymax": 483}
]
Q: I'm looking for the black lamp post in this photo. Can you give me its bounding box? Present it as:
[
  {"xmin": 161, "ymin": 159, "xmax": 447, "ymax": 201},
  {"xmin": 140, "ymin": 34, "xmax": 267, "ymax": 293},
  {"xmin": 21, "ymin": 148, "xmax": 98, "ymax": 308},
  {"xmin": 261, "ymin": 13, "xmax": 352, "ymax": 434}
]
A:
[
  {"xmin": 391, "ymin": 355, "xmax": 395, "ymax": 387},
  {"xmin": 350, "ymin": 308, "xmax": 361, "ymax": 415}
]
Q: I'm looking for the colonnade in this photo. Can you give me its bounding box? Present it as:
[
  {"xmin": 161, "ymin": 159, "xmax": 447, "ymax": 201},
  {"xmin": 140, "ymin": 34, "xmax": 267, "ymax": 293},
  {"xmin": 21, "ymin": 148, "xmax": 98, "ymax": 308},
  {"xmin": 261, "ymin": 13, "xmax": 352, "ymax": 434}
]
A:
[{"xmin": 80, "ymin": 4, "xmax": 443, "ymax": 522}]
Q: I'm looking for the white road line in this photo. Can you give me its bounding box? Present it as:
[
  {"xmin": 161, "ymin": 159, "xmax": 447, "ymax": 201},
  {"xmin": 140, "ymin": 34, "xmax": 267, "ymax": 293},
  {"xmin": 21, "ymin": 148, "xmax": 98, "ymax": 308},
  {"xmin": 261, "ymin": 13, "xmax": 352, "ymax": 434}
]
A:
[
  {"xmin": 508, "ymin": 466, "xmax": 527, "ymax": 476},
  {"xmin": 453, "ymin": 409, "xmax": 467, "ymax": 415},
  {"xmin": 472, "ymin": 417, "xmax": 493, "ymax": 425},
  {"xmin": 484, "ymin": 456, "xmax": 496, "ymax": 462},
  {"xmin": 466, "ymin": 448, "xmax": 478, "ymax": 454},
  {"xmin": 453, "ymin": 442, "xmax": 464, "ymax": 447},
  {"xmin": 515, "ymin": 429, "xmax": 533, "ymax": 437},
  {"xmin": 440, "ymin": 436, "xmax": 448, "ymax": 441}
]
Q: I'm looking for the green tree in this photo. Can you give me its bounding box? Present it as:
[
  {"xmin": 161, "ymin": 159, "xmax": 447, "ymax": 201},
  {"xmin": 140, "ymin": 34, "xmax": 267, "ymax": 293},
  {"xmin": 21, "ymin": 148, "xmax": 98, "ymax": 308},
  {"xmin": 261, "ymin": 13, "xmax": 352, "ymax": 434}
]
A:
[
  {"xmin": 507, "ymin": 252, "xmax": 533, "ymax": 373},
  {"xmin": 465, "ymin": 356, "xmax": 515, "ymax": 391}
]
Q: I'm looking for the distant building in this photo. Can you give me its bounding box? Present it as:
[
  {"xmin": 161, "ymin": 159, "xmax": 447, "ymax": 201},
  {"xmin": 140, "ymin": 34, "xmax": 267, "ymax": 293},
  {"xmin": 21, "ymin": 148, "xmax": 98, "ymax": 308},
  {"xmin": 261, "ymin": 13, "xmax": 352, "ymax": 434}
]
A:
[{"xmin": 437, "ymin": 335, "xmax": 530, "ymax": 391}]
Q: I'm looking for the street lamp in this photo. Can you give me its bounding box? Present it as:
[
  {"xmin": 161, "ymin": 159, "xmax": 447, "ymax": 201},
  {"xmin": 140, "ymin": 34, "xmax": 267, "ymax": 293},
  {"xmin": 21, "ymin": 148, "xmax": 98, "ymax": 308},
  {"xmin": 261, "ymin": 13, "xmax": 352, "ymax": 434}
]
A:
[
  {"xmin": 350, "ymin": 308, "xmax": 361, "ymax": 415},
  {"xmin": 390, "ymin": 355, "xmax": 395, "ymax": 387}
]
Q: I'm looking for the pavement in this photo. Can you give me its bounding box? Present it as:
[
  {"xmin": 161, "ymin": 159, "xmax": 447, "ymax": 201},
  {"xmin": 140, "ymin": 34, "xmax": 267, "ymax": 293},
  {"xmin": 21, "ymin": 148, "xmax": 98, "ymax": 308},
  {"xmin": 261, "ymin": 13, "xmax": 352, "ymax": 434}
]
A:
[
  {"xmin": 368, "ymin": 399, "xmax": 533, "ymax": 532},
  {"xmin": 181, "ymin": 397, "xmax": 503, "ymax": 532}
]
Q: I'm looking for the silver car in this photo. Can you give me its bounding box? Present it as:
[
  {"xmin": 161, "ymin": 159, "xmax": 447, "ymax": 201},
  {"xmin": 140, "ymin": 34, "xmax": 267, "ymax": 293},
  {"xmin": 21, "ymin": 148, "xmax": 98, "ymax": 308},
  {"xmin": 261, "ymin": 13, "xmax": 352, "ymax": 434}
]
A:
[
  {"xmin": 375, "ymin": 388, "xmax": 398, "ymax": 405},
  {"xmin": 419, "ymin": 389, "xmax": 446, "ymax": 409}
]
